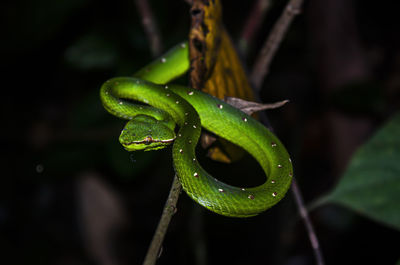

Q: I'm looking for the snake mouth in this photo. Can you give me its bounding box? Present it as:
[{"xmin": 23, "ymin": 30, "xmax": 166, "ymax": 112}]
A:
[{"xmin": 124, "ymin": 136, "xmax": 176, "ymax": 146}]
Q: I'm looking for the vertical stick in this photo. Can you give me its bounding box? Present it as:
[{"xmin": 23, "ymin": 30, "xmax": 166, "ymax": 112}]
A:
[
  {"xmin": 238, "ymin": 0, "xmax": 272, "ymax": 55},
  {"xmin": 250, "ymin": 0, "xmax": 303, "ymax": 90},
  {"xmin": 247, "ymin": 1, "xmax": 325, "ymax": 264},
  {"xmin": 291, "ymin": 178, "xmax": 325, "ymax": 265},
  {"xmin": 134, "ymin": 0, "xmax": 163, "ymax": 57},
  {"xmin": 142, "ymin": 175, "xmax": 182, "ymax": 265}
]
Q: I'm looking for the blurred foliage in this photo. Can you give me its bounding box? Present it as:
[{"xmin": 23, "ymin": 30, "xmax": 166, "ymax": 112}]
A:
[
  {"xmin": 65, "ymin": 33, "xmax": 119, "ymax": 70},
  {"xmin": 319, "ymin": 112, "xmax": 400, "ymax": 230}
]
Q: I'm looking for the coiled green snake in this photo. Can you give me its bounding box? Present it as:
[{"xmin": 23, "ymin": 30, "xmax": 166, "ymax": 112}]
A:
[{"xmin": 100, "ymin": 42, "xmax": 293, "ymax": 217}]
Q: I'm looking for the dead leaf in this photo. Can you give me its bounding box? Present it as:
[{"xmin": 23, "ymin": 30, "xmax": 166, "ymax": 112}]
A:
[
  {"xmin": 203, "ymin": 29, "xmax": 255, "ymax": 101},
  {"xmin": 225, "ymin": 97, "xmax": 290, "ymax": 115},
  {"xmin": 189, "ymin": 0, "xmax": 258, "ymax": 163},
  {"xmin": 189, "ymin": 0, "xmax": 222, "ymax": 90}
]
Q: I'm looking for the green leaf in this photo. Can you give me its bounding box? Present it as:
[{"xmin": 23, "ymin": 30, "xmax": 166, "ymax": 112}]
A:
[{"xmin": 319, "ymin": 112, "xmax": 400, "ymax": 230}]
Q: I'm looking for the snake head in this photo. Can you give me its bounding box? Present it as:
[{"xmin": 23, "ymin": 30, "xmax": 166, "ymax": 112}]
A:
[{"xmin": 119, "ymin": 115, "xmax": 175, "ymax": 151}]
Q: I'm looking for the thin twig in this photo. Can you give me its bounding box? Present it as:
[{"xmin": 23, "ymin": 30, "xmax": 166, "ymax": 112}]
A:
[
  {"xmin": 250, "ymin": 0, "xmax": 304, "ymax": 90},
  {"xmin": 134, "ymin": 0, "xmax": 163, "ymax": 57},
  {"xmin": 291, "ymin": 177, "xmax": 325, "ymax": 265},
  {"xmin": 238, "ymin": 0, "xmax": 272, "ymax": 55},
  {"xmin": 247, "ymin": 0, "xmax": 324, "ymax": 263},
  {"xmin": 142, "ymin": 175, "xmax": 182, "ymax": 265}
]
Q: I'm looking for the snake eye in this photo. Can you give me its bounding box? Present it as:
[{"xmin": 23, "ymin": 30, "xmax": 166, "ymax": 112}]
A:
[{"xmin": 144, "ymin": 136, "xmax": 153, "ymax": 145}]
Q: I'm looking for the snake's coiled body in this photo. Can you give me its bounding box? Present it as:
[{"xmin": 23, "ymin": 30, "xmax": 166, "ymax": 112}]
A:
[{"xmin": 100, "ymin": 42, "xmax": 293, "ymax": 217}]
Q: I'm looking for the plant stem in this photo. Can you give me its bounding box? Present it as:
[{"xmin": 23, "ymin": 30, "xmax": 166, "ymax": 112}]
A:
[
  {"xmin": 291, "ymin": 177, "xmax": 325, "ymax": 265},
  {"xmin": 238, "ymin": 0, "xmax": 272, "ymax": 56},
  {"xmin": 248, "ymin": 0, "xmax": 325, "ymax": 263},
  {"xmin": 142, "ymin": 175, "xmax": 182, "ymax": 265},
  {"xmin": 134, "ymin": 0, "xmax": 163, "ymax": 57},
  {"xmin": 250, "ymin": 0, "xmax": 304, "ymax": 90}
]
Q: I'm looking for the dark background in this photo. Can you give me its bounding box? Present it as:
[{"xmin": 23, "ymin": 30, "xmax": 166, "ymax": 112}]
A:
[{"xmin": 1, "ymin": 0, "xmax": 399, "ymax": 264}]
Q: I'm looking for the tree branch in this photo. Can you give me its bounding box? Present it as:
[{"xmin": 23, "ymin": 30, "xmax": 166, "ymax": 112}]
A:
[
  {"xmin": 238, "ymin": 0, "xmax": 272, "ymax": 55},
  {"xmin": 247, "ymin": 1, "xmax": 324, "ymax": 263},
  {"xmin": 291, "ymin": 177, "xmax": 325, "ymax": 265},
  {"xmin": 250, "ymin": 0, "xmax": 303, "ymax": 90},
  {"xmin": 134, "ymin": 0, "xmax": 163, "ymax": 57},
  {"xmin": 142, "ymin": 175, "xmax": 182, "ymax": 265}
]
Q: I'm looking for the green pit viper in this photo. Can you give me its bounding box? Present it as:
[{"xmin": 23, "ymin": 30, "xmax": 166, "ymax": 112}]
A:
[{"xmin": 100, "ymin": 42, "xmax": 293, "ymax": 217}]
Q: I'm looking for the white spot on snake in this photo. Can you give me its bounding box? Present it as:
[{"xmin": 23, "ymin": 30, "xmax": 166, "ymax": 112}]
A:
[
  {"xmin": 193, "ymin": 172, "xmax": 198, "ymax": 177},
  {"xmin": 184, "ymin": 122, "xmax": 188, "ymax": 125},
  {"xmin": 105, "ymin": 91, "xmax": 109, "ymax": 95},
  {"xmin": 187, "ymin": 91, "xmax": 194, "ymax": 96},
  {"xmin": 289, "ymin": 158, "xmax": 292, "ymax": 163},
  {"xmin": 165, "ymin": 85, "xmax": 168, "ymax": 89},
  {"xmin": 248, "ymin": 195, "xmax": 255, "ymax": 200},
  {"xmin": 217, "ymin": 104, "xmax": 223, "ymax": 109},
  {"xmin": 181, "ymin": 43, "xmax": 186, "ymax": 48},
  {"xmin": 271, "ymin": 142, "xmax": 277, "ymax": 147},
  {"xmin": 139, "ymin": 106, "xmax": 143, "ymax": 109},
  {"xmin": 272, "ymin": 192, "xmax": 277, "ymax": 197},
  {"xmin": 176, "ymin": 100, "xmax": 179, "ymax": 104},
  {"xmin": 193, "ymin": 158, "xmax": 196, "ymax": 162},
  {"xmin": 193, "ymin": 125, "xmax": 197, "ymax": 128},
  {"xmin": 179, "ymin": 149, "xmax": 183, "ymax": 153},
  {"xmin": 277, "ymin": 164, "xmax": 283, "ymax": 168},
  {"xmin": 242, "ymin": 117, "xmax": 247, "ymax": 122},
  {"xmin": 271, "ymin": 180, "xmax": 276, "ymax": 184},
  {"xmin": 188, "ymin": 140, "xmax": 192, "ymax": 144},
  {"xmin": 119, "ymin": 101, "xmax": 123, "ymax": 105},
  {"xmin": 241, "ymin": 188, "xmax": 246, "ymax": 191},
  {"xmin": 143, "ymin": 99, "xmax": 149, "ymax": 104},
  {"xmin": 160, "ymin": 58, "xmax": 167, "ymax": 63},
  {"xmin": 218, "ymin": 188, "xmax": 224, "ymax": 192},
  {"xmin": 178, "ymin": 133, "xmax": 182, "ymax": 137},
  {"xmin": 185, "ymin": 112, "xmax": 189, "ymax": 115},
  {"xmin": 166, "ymin": 94, "xmax": 170, "ymax": 97}
]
